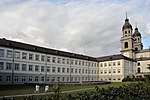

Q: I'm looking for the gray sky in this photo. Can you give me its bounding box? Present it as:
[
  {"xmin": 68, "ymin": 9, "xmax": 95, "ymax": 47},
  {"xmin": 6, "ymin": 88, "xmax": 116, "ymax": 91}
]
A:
[{"xmin": 0, "ymin": 0, "xmax": 150, "ymax": 57}]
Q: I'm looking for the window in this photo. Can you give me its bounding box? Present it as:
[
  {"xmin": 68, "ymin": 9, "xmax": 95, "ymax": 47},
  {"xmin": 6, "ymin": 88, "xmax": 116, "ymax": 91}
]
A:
[
  {"xmin": 41, "ymin": 55, "xmax": 45, "ymax": 61},
  {"xmin": 71, "ymin": 60, "xmax": 74, "ymax": 65},
  {"xmin": 108, "ymin": 70, "xmax": 111, "ymax": 74},
  {"xmin": 35, "ymin": 54, "xmax": 39, "ymax": 61},
  {"xmin": 57, "ymin": 67, "xmax": 61, "ymax": 73},
  {"xmin": 67, "ymin": 59, "xmax": 69, "ymax": 64},
  {"xmin": 58, "ymin": 58, "xmax": 61, "ymax": 63},
  {"xmin": 62, "ymin": 58, "xmax": 65, "ymax": 64},
  {"xmin": 15, "ymin": 51, "xmax": 20, "ymax": 59},
  {"xmin": 51, "ymin": 77, "xmax": 55, "ymax": 82},
  {"xmin": 6, "ymin": 62, "xmax": 12, "ymax": 70},
  {"xmin": 14, "ymin": 76, "xmax": 19, "ymax": 82},
  {"xmin": 75, "ymin": 60, "xmax": 78, "ymax": 65},
  {"xmin": 82, "ymin": 61, "xmax": 84, "ymax": 66},
  {"xmin": 29, "ymin": 65, "xmax": 33, "ymax": 71},
  {"xmin": 128, "ymin": 30, "xmax": 130, "ymax": 33},
  {"xmin": 71, "ymin": 68, "xmax": 74, "ymax": 73},
  {"xmin": 113, "ymin": 69, "xmax": 116, "ymax": 73},
  {"xmin": 67, "ymin": 68, "xmax": 70, "ymax": 73},
  {"xmin": 92, "ymin": 63, "xmax": 93, "ymax": 67},
  {"xmin": 7, "ymin": 50, "xmax": 12, "ymax": 58},
  {"xmin": 75, "ymin": 69, "xmax": 77, "ymax": 73},
  {"xmin": 100, "ymin": 70, "xmax": 103, "ymax": 74},
  {"xmin": 117, "ymin": 61, "xmax": 120, "ymax": 65},
  {"xmin": 41, "ymin": 66, "xmax": 45, "ymax": 72},
  {"xmin": 88, "ymin": 62, "xmax": 91, "ymax": 66},
  {"xmin": 104, "ymin": 63, "xmax": 107, "ymax": 67},
  {"xmin": 137, "ymin": 62, "xmax": 140, "ymax": 66},
  {"xmin": 82, "ymin": 69, "xmax": 84, "ymax": 74},
  {"xmin": 113, "ymin": 62, "xmax": 116, "ymax": 66},
  {"xmin": 41, "ymin": 76, "xmax": 44, "ymax": 82},
  {"xmin": 22, "ymin": 52, "xmax": 27, "ymax": 59},
  {"xmin": 35, "ymin": 65, "xmax": 39, "ymax": 72},
  {"xmin": 22, "ymin": 64, "xmax": 27, "ymax": 71},
  {"xmin": 137, "ymin": 67, "xmax": 141, "ymax": 73},
  {"xmin": 6, "ymin": 76, "xmax": 11, "ymax": 82},
  {"xmin": 86, "ymin": 62, "xmax": 88, "ymax": 66},
  {"xmin": 35, "ymin": 76, "xmax": 39, "ymax": 82},
  {"xmin": 135, "ymin": 47, "xmax": 138, "ymax": 51},
  {"xmin": 22, "ymin": 76, "xmax": 26, "ymax": 82},
  {"xmin": 0, "ymin": 76, "xmax": 2, "ymax": 81},
  {"xmin": 29, "ymin": 76, "xmax": 32, "ymax": 82},
  {"xmin": 29, "ymin": 53, "xmax": 33, "ymax": 60},
  {"xmin": 0, "ymin": 49, "xmax": 4, "ymax": 57},
  {"xmin": 118, "ymin": 69, "xmax": 121, "ymax": 73},
  {"xmin": 14, "ymin": 63, "xmax": 20, "ymax": 71},
  {"xmin": 79, "ymin": 69, "xmax": 81, "ymax": 73},
  {"xmin": 95, "ymin": 63, "xmax": 97, "ymax": 67},
  {"xmin": 47, "ymin": 56, "xmax": 51, "ymax": 62},
  {"xmin": 47, "ymin": 66, "xmax": 50, "ymax": 72},
  {"xmin": 57, "ymin": 77, "xmax": 60, "ymax": 81},
  {"xmin": 108, "ymin": 62, "xmax": 111, "ymax": 66},
  {"xmin": 62, "ymin": 68, "xmax": 65, "ymax": 73},
  {"xmin": 62, "ymin": 77, "xmax": 65, "ymax": 81},
  {"xmin": 67, "ymin": 77, "xmax": 69, "ymax": 81},
  {"xmin": 124, "ymin": 42, "xmax": 128, "ymax": 48},
  {"xmin": 52, "ymin": 67, "xmax": 56, "ymax": 73},
  {"xmin": 79, "ymin": 61, "xmax": 81, "ymax": 65},
  {"xmin": 100, "ymin": 63, "xmax": 103, "ymax": 67},
  {"xmin": 47, "ymin": 77, "xmax": 50, "ymax": 82},
  {"xmin": 88, "ymin": 70, "xmax": 91, "ymax": 74},
  {"xmin": 86, "ymin": 69, "xmax": 88, "ymax": 74},
  {"xmin": 52, "ymin": 57, "xmax": 56, "ymax": 63},
  {"xmin": 0, "ymin": 62, "xmax": 4, "ymax": 70}
]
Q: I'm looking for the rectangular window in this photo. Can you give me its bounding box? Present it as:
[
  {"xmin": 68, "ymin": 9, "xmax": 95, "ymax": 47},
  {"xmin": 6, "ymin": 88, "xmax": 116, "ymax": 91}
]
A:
[
  {"xmin": 75, "ymin": 60, "xmax": 77, "ymax": 65},
  {"xmin": 52, "ymin": 57, "xmax": 56, "ymax": 63},
  {"xmin": 29, "ymin": 76, "xmax": 32, "ymax": 82},
  {"xmin": 92, "ymin": 63, "xmax": 93, "ymax": 67},
  {"xmin": 86, "ymin": 69, "xmax": 88, "ymax": 74},
  {"xmin": 57, "ymin": 67, "xmax": 61, "ymax": 73},
  {"xmin": 35, "ymin": 76, "xmax": 39, "ymax": 82},
  {"xmin": 75, "ymin": 69, "xmax": 77, "ymax": 73},
  {"xmin": 86, "ymin": 62, "xmax": 88, "ymax": 66},
  {"xmin": 62, "ymin": 77, "xmax": 65, "ymax": 81},
  {"xmin": 52, "ymin": 67, "xmax": 56, "ymax": 73},
  {"xmin": 108, "ymin": 62, "xmax": 111, "ymax": 66},
  {"xmin": 29, "ymin": 53, "xmax": 33, "ymax": 60},
  {"xmin": 82, "ymin": 69, "xmax": 84, "ymax": 74},
  {"xmin": 58, "ymin": 58, "xmax": 61, "ymax": 63},
  {"xmin": 41, "ymin": 66, "xmax": 45, "ymax": 72},
  {"xmin": 104, "ymin": 70, "xmax": 107, "ymax": 74},
  {"xmin": 0, "ymin": 62, "xmax": 4, "ymax": 70},
  {"xmin": 62, "ymin": 58, "xmax": 65, "ymax": 64},
  {"xmin": 35, "ymin": 65, "xmax": 39, "ymax": 72},
  {"xmin": 67, "ymin": 77, "xmax": 69, "ymax": 81},
  {"xmin": 79, "ymin": 69, "xmax": 81, "ymax": 73},
  {"xmin": 6, "ymin": 62, "xmax": 12, "ymax": 70},
  {"xmin": 108, "ymin": 70, "xmax": 111, "ymax": 74},
  {"xmin": 35, "ymin": 54, "xmax": 39, "ymax": 61},
  {"xmin": 47, "ymin": 77, "xmax": 50, "ymax": 82},
  {"xmin": 118, "ymin": 69, "xmax": 121, "ymax": 73},
  {"xmin": 22, "ymin": 64, "xmax": 27, "ymax": 71},
  {"xmin": 22, "ymin": 52, "xmax": 27, "ymax": 59},
  {"xmin": 15, "ymin": 51, "xmax": 20, "ymax": 59},
  {"xmin": 0, "ymin": 76, "xmax": 2, "ymax": 81},
  {"xmin": 14, "ymin": 63, "xmax": 20, "ymax": 71},
  {"xmin": 41, "ymin": 55, "xmax": 45, "ymax": 61},
  {"xmin": 62, "ymin": 68, "xmax": 65, "ymax": 73},
  {"xmin": 52, "ymin": 77, "xmax": 55, "ymax": 82},
  {"xmin": 117, "ymin": 61, "xmax": 120, "ymax": 65},
  {"xmin": 113, "ymin": 69, "xmax": 116, "ymax": 73},
  {"xmin": 82, "ymin": 61, "xmax": 84, "ymax": 66},
  {"xmin": 67, "ymin": 59, "xmax": 69, "ymax": 64},
  {"xmin": 71, "ymin": 68, "xmax": 73, "ymax": 73},
  {"xmin": 41, "ymin": 76, "xmax": 44, "ymax": 81},
  {"xmin": 79, "ymin": 61, "xmax": 81, "ymax": 65},
  {"xmin": 47, "ymin": 66, "xmax": 50, "ymax": 72},
  {"xmin": 71, "ymin": 60, "xmax": 74, "ymax": 65},
  {"xmin": 6, "ymin": 76, "xmax": 11, "ymax": 82},
  {"xmin": 100, "ymin": 70, "xmax": 103, "ymax": 74},
  {"xmin": 104, "ymin": 63, "xmax": 107, "ymax": 67},
  {"xmin": 7, "ymin": 50, "xmax": 12, "ymax": 58},
  {"xmin": 88, "ymin": 62, "xmax": 91, "ymax": 66},
  {"xmin": 0, "ymin": 49, "xmax": 4, "ymax": 57},
  {"xmin": 47, "ymin": 56, "xmax": 51, "ymax": 62},
  {"xmin": 29, "ymin": 65, "xmax": 33, "ymax": 71},
  {"xmin": 95, "ymin": 63, "xmax": 97, "ymax": 67},
  {"xmin": 14, "ymin": 76, "xmax": 19, "ymax": 82},
  {"xmin": 22, "ymin": 76, "xmax": 26, "ymax": 82},
  {"xmin": 100, "ymin": 63, "xmax": 103, "ymax": 67},
  {"xmin": 67, "ymin": 68, "xmax": 70, "ymax": 73},
  {"xmin": 113, "ymin": 62, "xmax": 116, "ymax": 66}
]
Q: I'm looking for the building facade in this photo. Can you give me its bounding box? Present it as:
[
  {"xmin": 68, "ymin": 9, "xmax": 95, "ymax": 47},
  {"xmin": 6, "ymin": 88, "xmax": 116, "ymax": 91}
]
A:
[{"xmin": 0, "ymin": 16, "xmax": 150, "ymax": 85}]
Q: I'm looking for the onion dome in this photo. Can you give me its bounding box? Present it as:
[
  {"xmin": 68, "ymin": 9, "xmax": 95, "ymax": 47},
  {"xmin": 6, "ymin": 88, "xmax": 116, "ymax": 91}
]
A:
[
  {"xmin": 122, "ymin": 18, "xmax": 132, "ymax": 30},
  {"xmin": 133, "ymin": 27, "xmax": 141, "ymax": 37}
]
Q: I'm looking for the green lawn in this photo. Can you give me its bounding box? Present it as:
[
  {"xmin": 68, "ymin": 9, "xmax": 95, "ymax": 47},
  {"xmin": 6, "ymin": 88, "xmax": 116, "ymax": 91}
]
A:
[{"xmin": 0, "ymin": 82, "xmax": 137, "ymax": 97}]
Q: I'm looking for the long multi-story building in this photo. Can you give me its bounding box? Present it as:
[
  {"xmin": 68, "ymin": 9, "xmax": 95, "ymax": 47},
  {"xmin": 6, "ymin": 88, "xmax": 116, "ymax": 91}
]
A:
[{"xmin": 0, "ymin": 15, "xmax": 150, "ymax": 85}]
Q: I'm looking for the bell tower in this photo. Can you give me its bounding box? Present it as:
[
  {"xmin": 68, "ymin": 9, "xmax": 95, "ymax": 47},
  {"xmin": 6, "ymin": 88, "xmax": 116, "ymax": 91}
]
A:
[{"xmin": 120, "ymin": 13, "xmax": 135, "ymax": 58}]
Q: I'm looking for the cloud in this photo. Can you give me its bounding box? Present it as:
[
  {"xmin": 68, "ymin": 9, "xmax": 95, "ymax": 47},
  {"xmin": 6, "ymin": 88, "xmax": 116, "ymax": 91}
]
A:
[{"xmin": 0, "ymin": 0, "xmax": 150, "ymax": 57}]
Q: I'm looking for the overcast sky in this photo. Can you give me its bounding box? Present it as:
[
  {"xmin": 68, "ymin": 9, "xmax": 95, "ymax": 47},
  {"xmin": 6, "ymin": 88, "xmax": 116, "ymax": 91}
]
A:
[{"xmin": 0, "ymin": 0, "xmax": 150, "ymax": 57}]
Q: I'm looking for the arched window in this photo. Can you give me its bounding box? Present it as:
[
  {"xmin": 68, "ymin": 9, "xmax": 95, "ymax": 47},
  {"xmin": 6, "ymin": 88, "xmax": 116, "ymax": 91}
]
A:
[
  {"xmin": 137, "ymin": 67, "xmax": 141, "ymax": 73},
  {"xmin": 135, "ymin": 47, "xmax": 138, "ymax": 51},
  {"xmin": 124, "ymin": 42, "xmax": 128, "ymax": 48},
  {"xmin": 137, "ymin": 62, "xmax": 140, "ymax": 66}
]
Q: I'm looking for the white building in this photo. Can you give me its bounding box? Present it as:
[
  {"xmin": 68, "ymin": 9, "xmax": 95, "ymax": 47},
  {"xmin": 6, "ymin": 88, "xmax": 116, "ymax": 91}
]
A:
[{"xmin": 0, "ymin": 15, "xmax": 150, "ymax": 85}]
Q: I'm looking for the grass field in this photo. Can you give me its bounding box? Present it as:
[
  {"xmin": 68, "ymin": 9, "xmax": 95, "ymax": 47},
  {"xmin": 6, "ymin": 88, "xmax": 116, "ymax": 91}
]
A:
[{"xmin": 0, "ymin": 82, "xmax": 137, "ymax": 97}]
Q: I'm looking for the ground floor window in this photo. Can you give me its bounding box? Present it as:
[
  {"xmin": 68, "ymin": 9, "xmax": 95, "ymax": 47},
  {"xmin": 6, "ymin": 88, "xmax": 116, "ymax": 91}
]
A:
[
  {"xmin": 14, "ymin": 76, "xmax": 19, "ymax": 82},
  {"xmin": 6, "ymin": 76, "xmax": 11, "ymax": 82}
]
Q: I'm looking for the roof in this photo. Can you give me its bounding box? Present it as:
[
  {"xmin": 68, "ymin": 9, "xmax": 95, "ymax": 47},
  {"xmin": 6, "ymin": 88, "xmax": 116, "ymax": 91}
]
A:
[
  {"xmin": 133, "ymin": 27, "xmax": 141, "ymax": 37},
  {"xmin": 0, "ymin": 38, "xmax": 97, "ymax": 61},
  {"xmin": 137, "ymin": 49, "xmax": 150, "ymax": 53},
  {"xmin": 122, "ymin": 18, "xmax": 132, "ymax": 30},
  {"xmin": 97, "ymin": 54, "xmax": 136, "ymax": 62}
]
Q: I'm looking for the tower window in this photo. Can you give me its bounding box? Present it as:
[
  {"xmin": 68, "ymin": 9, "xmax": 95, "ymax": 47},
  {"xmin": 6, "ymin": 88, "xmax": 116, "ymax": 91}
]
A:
[
  {"xmin": 124, "ymin": 42, "xmax": 128, "ymax": 48},
  {"xmin": 135, "ymin": 47, "xmax": 138, "ymax": 51},
  {"xmin": 137, "ymin": 67, "xmax": 141, "ymax": 73}
]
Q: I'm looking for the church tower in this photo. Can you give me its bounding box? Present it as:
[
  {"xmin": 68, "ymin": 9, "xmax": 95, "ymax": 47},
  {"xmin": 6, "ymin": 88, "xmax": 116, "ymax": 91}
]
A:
[
  {"xmin": 133, "ymin": 25, "xmax": 143, "ymax": 52},
  {"xmin": 120, "ymin": 14, "xmax": 135, "ymax": 58}
]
